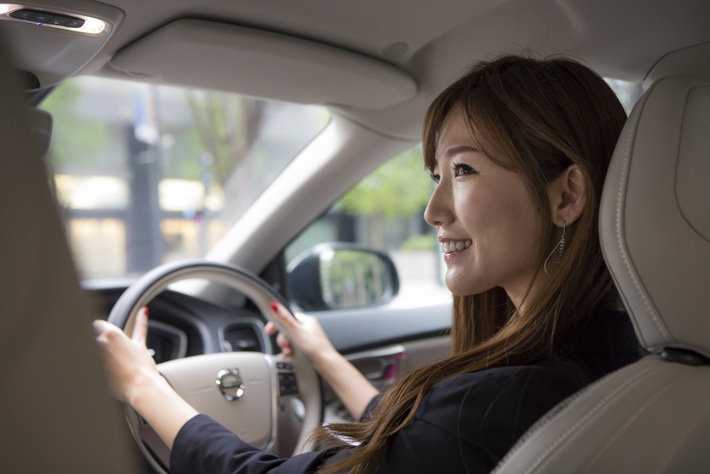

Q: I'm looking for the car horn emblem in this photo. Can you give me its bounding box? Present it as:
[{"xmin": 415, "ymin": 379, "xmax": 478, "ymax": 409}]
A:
[{"xmin": 216, "ymin": 368, "xmax": 245, "ymax": 401}]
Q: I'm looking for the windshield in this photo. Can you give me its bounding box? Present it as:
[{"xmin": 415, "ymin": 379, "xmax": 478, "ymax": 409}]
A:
[{"xmin": 41, "ymin": 76, "xmax": 329, "ymax": 279}]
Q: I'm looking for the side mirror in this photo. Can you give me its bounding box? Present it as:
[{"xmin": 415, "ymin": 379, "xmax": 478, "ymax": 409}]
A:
[{"xmin": 287, "ymin": 243, "xmax": 399, "ymax": 311}]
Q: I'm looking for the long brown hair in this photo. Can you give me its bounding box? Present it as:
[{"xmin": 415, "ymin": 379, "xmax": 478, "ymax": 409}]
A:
[{"xmin": 314, "ymin": 55, "xmax": 627, "ymax": 472}]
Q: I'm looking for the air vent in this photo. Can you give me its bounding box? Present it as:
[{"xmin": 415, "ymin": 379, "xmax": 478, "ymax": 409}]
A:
[
  {"xmin": 223, "ymin": 324, "xmax": 263, "ymax": 352},
  {"xmin": 145, "ymin": 320, "xmax": 188, "ymax": 363}
]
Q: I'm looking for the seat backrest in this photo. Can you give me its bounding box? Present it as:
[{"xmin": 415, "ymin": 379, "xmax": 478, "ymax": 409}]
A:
[
  {"xmin": 0, "ymin": 33, "xmax": 140, "ymax": 472},
  {"xmin": 493, "ymin": 75, "xmax": 710, "ymax": 473},
  {"xmin": 603, "ymin": 75, "xmax": 710, "ymax": 357}
]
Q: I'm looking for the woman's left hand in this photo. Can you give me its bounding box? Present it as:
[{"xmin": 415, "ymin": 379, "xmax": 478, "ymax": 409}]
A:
[
  {"xmin": 93, "ymin": 308, "xmax": 199, "ymax": 449},
  {"xmin": 93, "ymin": 308, "xmax": 159, "ymax": 403}
]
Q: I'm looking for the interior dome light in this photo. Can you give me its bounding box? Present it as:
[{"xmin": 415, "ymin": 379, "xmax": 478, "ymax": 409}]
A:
[{"xmin": 0, "ymin": 3, "xmax": 109, "ymax": 35}]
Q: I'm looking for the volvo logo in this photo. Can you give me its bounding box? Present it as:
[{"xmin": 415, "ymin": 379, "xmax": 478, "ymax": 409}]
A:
[{"xmin": 216, "ymin": 368, "xmax": 245, "ymax": 401}]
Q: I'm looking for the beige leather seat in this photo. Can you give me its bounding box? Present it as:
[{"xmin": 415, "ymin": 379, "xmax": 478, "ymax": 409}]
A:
[
  {"xmin": 494, "ymin": 75, "xmax": 710, "ymax": 472},
  {"xmin": 0, "ymin": 35, "xmax": 140, "ymax": 472}
]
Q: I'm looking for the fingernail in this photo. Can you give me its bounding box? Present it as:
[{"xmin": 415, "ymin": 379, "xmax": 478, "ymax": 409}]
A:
[
  {"xmin": 143, "ymin": 307, "xmax": 149, "ymax": 317},
  {"xmin": 92, "ymin": 320, "xmax": 103, "ymax": 336},
  {"xmin": 270, "ymin": 302, "xmax": 279, "ymax": 312}
]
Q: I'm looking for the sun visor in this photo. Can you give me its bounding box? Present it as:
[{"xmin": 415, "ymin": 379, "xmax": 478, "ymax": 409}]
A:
[{"xmin": 110, "ymin": 19, "xmax": 417, "ymax": 108}]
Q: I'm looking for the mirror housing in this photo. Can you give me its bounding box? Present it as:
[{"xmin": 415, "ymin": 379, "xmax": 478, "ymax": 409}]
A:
[{"xmin": 287, "ymin": 243, "xmax": 399, "ymax": 311}]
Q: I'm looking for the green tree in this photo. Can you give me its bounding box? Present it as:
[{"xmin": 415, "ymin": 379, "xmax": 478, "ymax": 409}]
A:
[
  {"xmin": 339, "ymin": 145, "xmax": 430, "ymax": 217},
  {"xmin": 186, "ymin": 91, "xmax": 265, "ymax": 189},
  {"xmin": 338, "ymin": 145, "xmax": 432, "ymax": 247}
]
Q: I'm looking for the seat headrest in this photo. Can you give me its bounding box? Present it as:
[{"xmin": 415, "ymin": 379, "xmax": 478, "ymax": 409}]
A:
[{"xmin": 600, "ymin": 76, "xmax": 710, "ymax": 358}]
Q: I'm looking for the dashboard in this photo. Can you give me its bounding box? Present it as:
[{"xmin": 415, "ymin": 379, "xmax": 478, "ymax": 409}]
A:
[{"xmin": 88, "ymin": 285, "xmax": 273, "ymax": 364}]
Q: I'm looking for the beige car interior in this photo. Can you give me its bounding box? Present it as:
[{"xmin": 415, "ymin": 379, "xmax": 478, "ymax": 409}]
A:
[{"xmin": 2, "ymin": 2, "xmax": 710, "ymax": 472}]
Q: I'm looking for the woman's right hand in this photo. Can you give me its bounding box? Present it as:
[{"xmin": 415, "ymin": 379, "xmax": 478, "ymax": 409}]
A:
[
  {"xmin": 264, "ymin": 302, "xmax": 379, "ymax": 420},
  {"xmin": 264, "ymin": 302, "xmax": 337, "ymax": 364}
]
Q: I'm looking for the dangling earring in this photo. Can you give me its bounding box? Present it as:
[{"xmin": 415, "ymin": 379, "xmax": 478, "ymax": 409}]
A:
[{"xmin": 544, "ymin": 223, "xmax": 566, "ymax": 276}]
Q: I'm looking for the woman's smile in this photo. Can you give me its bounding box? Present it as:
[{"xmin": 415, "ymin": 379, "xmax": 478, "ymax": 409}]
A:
[{"xmin": 439, "ymin": 238, "xmax": 472, "ymax": 254}]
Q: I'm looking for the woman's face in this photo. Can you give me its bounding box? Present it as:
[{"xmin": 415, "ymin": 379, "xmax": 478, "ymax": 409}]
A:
[{"xmin": 424, "ymin": 107, "xmax": 543, "ymax": 307}]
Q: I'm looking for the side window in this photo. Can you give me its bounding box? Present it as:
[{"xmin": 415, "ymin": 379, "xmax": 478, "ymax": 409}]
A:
[
  {"xmin": 605, "ymin": 78, "xmax": 644, "ymax": 114},
  {"xmin": 285, "ymin": 145, "xmax": 451, "ymax": 308}
]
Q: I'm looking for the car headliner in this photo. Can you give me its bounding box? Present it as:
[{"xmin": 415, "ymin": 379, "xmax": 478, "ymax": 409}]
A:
[{"xmin": 4, "ymin": 0, "xmax": 710, "ymax": 141}]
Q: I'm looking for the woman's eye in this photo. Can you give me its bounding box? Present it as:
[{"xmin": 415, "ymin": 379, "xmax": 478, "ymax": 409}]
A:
[
  {"xmin": 453, "ymin": 163, "xmax": 476, "ymax": 177},
  {"xmin": 429, "ymin": 173, "xmax": 440, "ymax": 184}
]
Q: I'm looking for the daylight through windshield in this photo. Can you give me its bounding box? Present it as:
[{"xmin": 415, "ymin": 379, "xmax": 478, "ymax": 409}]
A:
[{"xmin": 42, "ymin": 77, "xmax": 329, "ymax": 279}]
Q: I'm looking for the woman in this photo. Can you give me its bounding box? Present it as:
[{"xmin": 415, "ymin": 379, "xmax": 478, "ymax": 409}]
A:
[{"xmin": 94, "ymin": 55, "xmax": 639, "ymax": 473}]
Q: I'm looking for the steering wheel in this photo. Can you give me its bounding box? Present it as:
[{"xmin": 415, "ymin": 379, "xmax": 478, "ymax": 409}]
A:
[{"xmin": 107, "ymin": 260, "xmax": 321, "ymax": 472}]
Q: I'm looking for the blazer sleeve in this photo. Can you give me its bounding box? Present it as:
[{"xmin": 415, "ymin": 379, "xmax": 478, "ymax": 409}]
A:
[
  {"xmin": 170, "ymin": 393, "xmax": 381, "ymax": 473},
  {"xmin": 170, "ymin": 414, "xmax": 331, "ymax": 474}
]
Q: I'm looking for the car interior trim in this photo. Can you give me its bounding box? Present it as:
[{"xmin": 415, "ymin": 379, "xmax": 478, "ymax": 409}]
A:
[
  {"xmin": 319, "ymin": 303, "xmax": 451, "ymax": 355},
  {"xmin": 345, "ymin": 344, "xmax": 406, "ymax": 385},
  {"xmin": 109, "ymin": 19, "xmax": 417, "ymax": 108}
]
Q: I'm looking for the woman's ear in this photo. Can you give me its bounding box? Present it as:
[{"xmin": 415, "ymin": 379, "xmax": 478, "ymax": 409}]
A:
[{"xmin": 547, "ymin": 164, "xmax": 588, "ymax": 227}]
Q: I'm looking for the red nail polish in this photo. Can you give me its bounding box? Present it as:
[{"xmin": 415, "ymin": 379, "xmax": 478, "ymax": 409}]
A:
[{"xmin": 270, "ymin": 302, "xmax": 279, "ymax": 312}]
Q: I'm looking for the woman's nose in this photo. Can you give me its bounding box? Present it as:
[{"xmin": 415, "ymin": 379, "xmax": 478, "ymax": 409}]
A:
[{"xmin": 424, "ymin": 181, "xmax": 453, "ymax": 227}]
